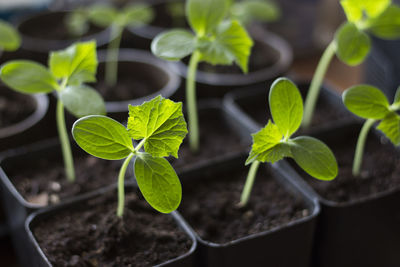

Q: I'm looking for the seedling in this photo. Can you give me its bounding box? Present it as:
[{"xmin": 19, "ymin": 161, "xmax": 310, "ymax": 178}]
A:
[
  {"xmin": 152, "ymin": 0, "xmax": 253, "ymax": 152},
  {"xmin": 342, "ymin": 85, "xmax": 400, "ymax": 177},
  {"xmin": 239, "ymin": 78, "xmax": 338, "ymax": 207},
  {"xmin": 230, "ymin": 0, "xmax": 280, "ymax": 26},
  {"xmin": 72, "ymin": 95, "xmax": 187, "ymax": 217},
  {"xmin": 302, "ymin": 0, "xmax": 400, "ymax": 128},
  {"xmin": 0, "ymin": 19, "xmax": 20, "ymax": 52},
  {"xmin": 0, "ymin": 41, "xmax": 106, "ymax": 182}
]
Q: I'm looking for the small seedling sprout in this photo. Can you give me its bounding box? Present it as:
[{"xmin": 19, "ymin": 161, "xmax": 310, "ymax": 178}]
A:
[
  {"xmin": 0, "ymin": 41, "xmax": 106, "ymax": 182},
  {"xmin": 239, "ymin": 78, "xmax": 338, "ymax": 207},
  {"xmin": 151, "ymin": 0, "xmax": 253, "ymax": 152},
  {"xmin": 0, "ymin": 19, "xmax": 20, "ymax": 52},
  {"xmin": 230, "ymin": 0, "xmax": 280, "ymax": 26},
  {"xmin": 302, "ymin": 0, "xmax": 400, "ymax": 129},
  {"xmin": 342, "ymin": 85, "xmax": 400, "ymax": 177},
  {"xmin": 72, "ymin": 95, "xmax": 188, "ymax": 217}
]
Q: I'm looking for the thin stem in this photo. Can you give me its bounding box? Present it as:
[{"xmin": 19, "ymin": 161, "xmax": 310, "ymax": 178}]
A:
[
  {"xmin": 302, "ymin": 41, "xmax": 337, "ymax": 129},
  {"xmin": 186, "ymin": 50, "xmax": 201, "ymax": 153},
  {"xmin": 353, "ymin": 119, "xmax": 376, "ymax": 177},
  {"xmin": 134, "ymin": 138, "xmax": 146, "ymax": 153},
  {"xmin": 117, "ymin": 153, "xmax": 135, "ymax": 218},
  {"xmin": 56, "ymin": 99, "xmax": 75, "ymax": 182},
  {"xmin": 105, "ymin": 24, "xmax": 123, "ymax": 87},
  {"xmin": 238, "ymin": 161, "xmax": 261, "ymax": 207}
]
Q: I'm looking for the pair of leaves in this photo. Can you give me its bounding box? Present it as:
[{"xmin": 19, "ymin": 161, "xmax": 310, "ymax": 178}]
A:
[
  {"xmin": 343, "ymin": 85, "xmax": 400, "ymax": 145},
  {"xmin": 72, "ymin": 96, "xmax": 188, "ymax": 213},
  {"xmin": 151, "ymin": 0, "xmax": 253, "ymax": 73},
  {"xmin": 0, "ymin": 20, "xmax": 20, "ymax": 52},
  {"xmin": 0, "ymin": 41, "xmax": 105, "ymax": 118},
  {"xmin": 246, "ymin": 78, "xmax": 338, "ymax": 181}
]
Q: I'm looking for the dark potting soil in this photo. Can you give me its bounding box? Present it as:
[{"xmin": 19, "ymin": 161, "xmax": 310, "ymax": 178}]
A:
[
  {"xmin": 170, "ymin": 108, "xmax": 248, "ymax": 169},
  {"xmin": 33, "ymin": 190, "xmax": 192, "ymax": 266},
  {"xmin": 0, "ymin": 89, "xmax": 35, "ymax": 128},
  {"xmin": 95, "ymin": 61, "xmax": 167, "ymax": 102},
  {"xmin": 10, "ymin": 155, "xmax": 121, "ymax": 206},
  {"xmin": 18, "ymin": 11, "xmax": 103, "ymax": 40},
  {"xmin": 299, "ymin": 131, "xmax": 400, "ymax": 203},
  {"xmin": 178, "ymin": 166, "xmax": 309, "ymax": 244}
]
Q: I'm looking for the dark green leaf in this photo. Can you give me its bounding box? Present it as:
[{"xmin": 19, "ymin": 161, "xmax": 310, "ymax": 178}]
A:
[
  {"xmin": 151, "ymin": 30, "xmax": 196, "ymax": 61},
  {"xmin": 72, "ymin": 115, "xmax": 133, "ymax": 160},
  {"xmin": 368, "ymin": 5, "xmax": 400, "ymax": 40},
  {"xmin": 134, "ymin": 153, "xmax": 182, "ymax": 213},
  {"xmin": 0, "ymin": 20, "xmax": 20, "ymax": 51},
  {"xmin": 377, "ymin": 112, "xmax": 400, "ymax": 145}
]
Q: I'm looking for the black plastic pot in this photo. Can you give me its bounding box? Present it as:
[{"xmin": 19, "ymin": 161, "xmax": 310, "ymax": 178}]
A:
[
  {"xmin": 25, "ymin": 184, "xmax": 197, "ymax": 267},
  {"xmin": 175, "ymin": 155, "xmax": 319, "ymax": 267},
  {"xmin": 279, "ymin": 123, "xmax": 400, "ymax": 267}
]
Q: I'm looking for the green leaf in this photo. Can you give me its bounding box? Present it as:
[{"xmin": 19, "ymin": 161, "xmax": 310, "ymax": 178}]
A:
[
  {"xmin": 88, "ymin": 5, "xmax": 117, "ymax": 27},
  {"xmin": 151, "ymin": 30, "xmax": 196, "ymax": 61},
  {"xmin": 198, "ymin": 20, "xmax": 253, "ymax": 73},
  {"xmin": 342, "ymin": 85, "xmax": 390, "ymax": 119},
  {"xmin": 394, "ymin": 86, "xmax": 400, "ymax": 105},
  {"xmin": 0, "ymin": 20, "xmax": 20, "ymax": 51},
  {"xmin": 64, "ymin": 9, "xmax": 89, "ymax": 36},
  {"xmin": 59, "ymin": 85, "xmax": 106, "ymax": 118},
  {"xmin": 127, "ymin": 96, "xmax": 187, "ymax": 158},
  {"xmin": 49, "ymin": 41, "xmax": 98, "ymax": 85},
  {"xmin": 335, "ymin": 22, "xmax": 371, "ymax": 66},
  {"xmin": 119, "ymin": 4, "xmax": 154, "ymax": 27},
  {"xmin": 230, "ymin": 0, "xmax": 280, "ymax": 26},
  {"xmin": 377, "ymin": 112, "xmax": 400, "ymax": 145},
  {"xmin": 289, "ymin": 136, "xmax": 338, "ymax": 181},
  {"xmin": 186, "ymin": 0, "xmax": 229, "ymax": 36},
  {"xmin": 246, "ymin": 120, "xmax": 290, "ymax": 165},
  {"xmin": 134, "ymin": 153, "xmax": 182, "ymax": 213},
  {"xmin": 367, "ymin": 5, "xmax": 400, "ymax": 40},
  {"xmin": 0, "ymin": 60, "xmax": 58, "ymax": 94},
  {"xmin": 269, "ymin": 78, "xmax": 303, "ymax": 138},
  {"xmin": 340, "ymin": 0, "xmax": 390, "ymax": 22},
  {"xmin": 72, "ymin": 115, "xmax": 133, "ymax": 160}
]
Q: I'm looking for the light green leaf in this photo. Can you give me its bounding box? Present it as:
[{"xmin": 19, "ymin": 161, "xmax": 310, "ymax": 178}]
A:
[
  {"xmin": 340, "ymin": 0, "xmax": 390, "ymax": 22},
  {"xmin": 59, "ymin": 85, "xmax": 106, "ymax": 118},
  {"xmin": 127, "ymin": 96, "xmax": 187, "ymax": 158},
  {"xmin": 88, "ymin": 5, "xmax": 117, "ymax": 27},
  {"xmin": 367, "ymin": 5, "xmax": 400, "ymax": 40},
  {"xmin": 198, "ymin": 20, "xmax": 253, "ymax": 73},
  {"xmin": 289, "ymin": 136, "xmax": 338, "ymax": 181},
  {"xmin": 342, "ymin": 85, "xmax": 390, "ymax": 119},
  {"xmin": 230, "ymin": 0, "xmax": 280, "ymax": 26},
  {"xmin": 394, "ymin": 86, "xmax": 400, "ymax": 105},
  {"xmin": 49, "ymin": 41, "xmax": 98, "ymax": 85},
  {"xmin": 335, "ymin": 22, "xmax": 371, "ymax": 66},
  {"xmin": 186, "ymin": 0, "xmax": 229, "ymax": 36},
  {"xmin": 246, "ymin": 120, "xmax": 288, "ymax": 165},
  {"xmin": 64, "ymin": 9, "xmax": 89, "ymax": 37},
  {"xmin": 119, "ymin": 4, "xmax": 154, "ymax": 27},
  {"xmin": 72, "ymin": 115, "xmax": 133, "ymax": 160},
  {"xmin": 377, "ymin": 112, "xmax": 400, "ymax": 145},
  {"xmin": 134, "ymin": 153, "xmax": 182, "ymax": 213},
  {"xmin": 269, "ymin": 78, "xmax": 303, "ymax": 138},
  {"xmin": 0, "ymin": 60, "xmax": 58, "ymax": 94},
  {"xmin": 151, "ymin": 30, "xmax": 196, "ymax": 61},
  {"xmin": 0, "ymin": 20, "xmax": 20, "ymax": 51}
]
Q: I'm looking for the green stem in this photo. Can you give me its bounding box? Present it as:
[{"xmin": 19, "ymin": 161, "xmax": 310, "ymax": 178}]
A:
[
  {"xmin": 56, "ymin": 99, "xmax": 75, "ymax": 182},
  {"xmin": 302, "ymin": 41, "xmax": 337, "ymax": 129},
  {"xmin": 186, "ymin": 50, "xmax": 201, "ymax": 153},
  {"xmin": 238, "ymin": 161, "xmax": 261, "ymax": 207},
  {"xmin": 117, "ymin": 153, "xmax": 134, "ymax": 217},
  {"xmin": 353, "ymin": 119, "xmax": 375, "ymax": 177},
  {"xmin": 134, "ymin": 138, "xmax": 146, "ymax": 153},
  {"xmin": 105, "ymin": 24, "xmax": 123, "ymax": 87}
]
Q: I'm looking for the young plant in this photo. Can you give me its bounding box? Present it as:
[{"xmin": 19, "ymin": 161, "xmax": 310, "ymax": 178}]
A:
[
  {"xmin": 302, "ymin": 0, "xmax": 400, "ymax": 128},
  {"xmin": 342, "ymin": 85, "xmax": 400, "ymax": 177},
  {"xmin": 152, "ymin": 0, "xmax": 253, "ymax": 152},
  {"xmin": 72, "ymin": 95, "xmax": 187, "ymax": 217},
  {"xmin": 0, "ymin": 41, "xmax": 106, "ymax": 182},
  {"xmin": 85, "ymin": 4, "xmax": 154, "ymax": 86},
  {"xmin": 239, "ymin": 78, "xmax": 338, "ymax": 207},
  {"xmin": 0, "ymin": 19, "xmax": 20, "ymax": 52},
  {"xmin": 230, "ymin": 0, "xmax": 280, "ymax": 26}
]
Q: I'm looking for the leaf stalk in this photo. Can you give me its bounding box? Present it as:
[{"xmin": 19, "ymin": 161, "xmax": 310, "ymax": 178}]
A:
[
  {"xmin": 238, "ymin": 160, "xmax": 260, "ymax": 207},
  {"xmin": 117, "ymin": 153, "xmax": 134, "ymax": 217},
  {"xmin": 352, "ymin": 118, "xmax": 376, "ymax": 177},
  {"xmin": 105, "ymin": 24, "xmax": 123, "ymax": 87}
]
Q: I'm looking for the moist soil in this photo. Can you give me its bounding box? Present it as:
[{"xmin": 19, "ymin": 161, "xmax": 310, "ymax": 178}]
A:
[
  {"xmin": 18, "ymin": 11, "xmax": 103, "ymax": 40},
  {"xmin": 9, "ymin": 154, "xmax": 121, "ymax": 206},
  {"xmin": 0, "ymin": 89, "xmax": 35, "ymax": 129},
  {"xmin": 33, "ymin": 189, "xmax": 192, "ymax": 266},
  {"xmin": 178, "ymin": 165, "xmax": 309, "ymax": 244},
  {"xmin": 170, "ymin": 108, "xmax": 248, "ymax": 170},
  {"xmin": 298, "ymin": 130, "xmax": 400, "ymax": 203}
]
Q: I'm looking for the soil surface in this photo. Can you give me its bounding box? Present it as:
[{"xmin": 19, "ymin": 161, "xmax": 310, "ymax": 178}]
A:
[
  {"xmin": 33, "ymin": 189, "xmax": 192, "ymax": 266},
  {"xmin": 0, "ymin": 89, "xmax": 35, "ymax": 128},
  {"xmin": 298, "ymin": 129, "xmax": 400, "ymax": 203},
  {"xmin": 178, "ymin": 165, "xmax": 310, "ymax": 243},
  {"xmin": 9, "ymin": 153, "xmax": 121, "ymax": 206}
]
